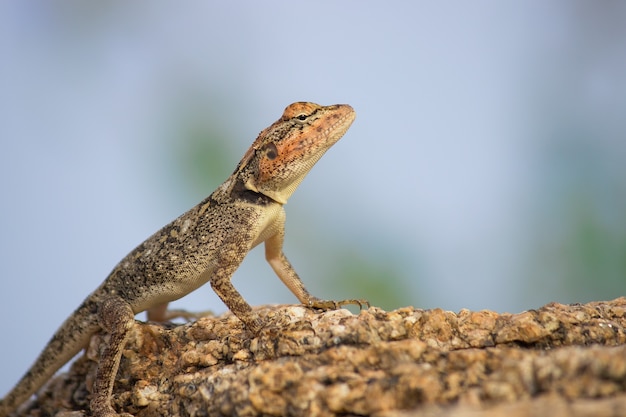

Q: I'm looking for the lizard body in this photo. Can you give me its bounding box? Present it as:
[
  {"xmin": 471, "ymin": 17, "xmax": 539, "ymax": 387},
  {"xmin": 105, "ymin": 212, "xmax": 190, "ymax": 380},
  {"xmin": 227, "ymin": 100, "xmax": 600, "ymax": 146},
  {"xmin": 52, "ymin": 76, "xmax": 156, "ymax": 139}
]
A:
[{"xmin": 0, "ymin": 102, "xmax": 367, "ymax": 417}]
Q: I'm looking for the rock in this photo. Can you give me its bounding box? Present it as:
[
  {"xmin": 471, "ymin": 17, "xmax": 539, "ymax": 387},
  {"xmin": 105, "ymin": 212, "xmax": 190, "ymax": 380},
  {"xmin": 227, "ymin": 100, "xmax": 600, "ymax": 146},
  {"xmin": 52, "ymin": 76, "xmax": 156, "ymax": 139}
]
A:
[{"xmin": 16, "ymin": 298, "xmax": 626, "ymax": 416}]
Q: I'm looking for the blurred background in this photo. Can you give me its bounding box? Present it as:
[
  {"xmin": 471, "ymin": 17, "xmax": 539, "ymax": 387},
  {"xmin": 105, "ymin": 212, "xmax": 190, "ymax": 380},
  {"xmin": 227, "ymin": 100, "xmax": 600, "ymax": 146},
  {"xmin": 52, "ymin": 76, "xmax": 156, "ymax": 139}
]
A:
[{"xmin": 1, "ymin": 1, "xmax": 625, "ymax": 395}]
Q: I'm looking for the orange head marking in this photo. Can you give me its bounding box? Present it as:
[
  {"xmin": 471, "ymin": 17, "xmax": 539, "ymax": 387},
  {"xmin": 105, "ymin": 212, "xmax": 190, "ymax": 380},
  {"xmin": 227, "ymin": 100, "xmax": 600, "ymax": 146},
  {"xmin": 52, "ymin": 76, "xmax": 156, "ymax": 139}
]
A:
[{"xmin": 242, "ymin": 102, "xmax": 355, "ymax": 204}]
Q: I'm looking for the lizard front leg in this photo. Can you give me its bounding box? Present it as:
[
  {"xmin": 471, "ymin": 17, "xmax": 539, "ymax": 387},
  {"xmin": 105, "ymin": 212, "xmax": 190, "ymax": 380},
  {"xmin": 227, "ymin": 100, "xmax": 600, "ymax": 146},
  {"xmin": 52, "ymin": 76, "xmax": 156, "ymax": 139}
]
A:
[
  {"xmin": 210, "ymin": 245, "xmax": 264, "ymax": 333},
  {"xmin": 264, "ymin": 230, "xmax": 369, "ymax": 311},
  {"xmin": 91, "ymin": 296, "xmax": 135, "ymax": 417}
]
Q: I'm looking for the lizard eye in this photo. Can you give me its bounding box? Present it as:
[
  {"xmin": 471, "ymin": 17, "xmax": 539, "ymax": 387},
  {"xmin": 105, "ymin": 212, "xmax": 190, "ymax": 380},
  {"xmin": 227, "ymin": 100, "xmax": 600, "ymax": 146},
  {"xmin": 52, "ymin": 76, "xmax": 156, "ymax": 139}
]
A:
[
  {"xmin": 295, "ymin": 113, "xmax": 308, "ymax": 121},
  {"xmin": 263, "ymin": 142, "xmax": 278, "ymax": 160}
]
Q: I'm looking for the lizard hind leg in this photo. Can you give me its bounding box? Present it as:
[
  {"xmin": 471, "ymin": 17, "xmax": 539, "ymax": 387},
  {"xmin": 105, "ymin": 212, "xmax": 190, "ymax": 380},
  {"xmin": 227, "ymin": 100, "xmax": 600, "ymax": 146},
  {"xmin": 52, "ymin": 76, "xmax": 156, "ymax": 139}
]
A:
[
  {"xmin": 147, "ymin": 302, "xmax": 214, "ymax": 323},
  {"xmin": 91, "ymin": 296, "xmax": 136, "ymax": 417}
]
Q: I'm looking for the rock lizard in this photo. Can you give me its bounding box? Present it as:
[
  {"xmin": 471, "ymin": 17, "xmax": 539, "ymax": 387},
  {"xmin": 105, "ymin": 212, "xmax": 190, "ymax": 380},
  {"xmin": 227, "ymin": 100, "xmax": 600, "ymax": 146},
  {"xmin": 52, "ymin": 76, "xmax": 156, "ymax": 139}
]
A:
[{"xmin": 0, "ymin": 102, "xmax": 367, "ymax": 417}]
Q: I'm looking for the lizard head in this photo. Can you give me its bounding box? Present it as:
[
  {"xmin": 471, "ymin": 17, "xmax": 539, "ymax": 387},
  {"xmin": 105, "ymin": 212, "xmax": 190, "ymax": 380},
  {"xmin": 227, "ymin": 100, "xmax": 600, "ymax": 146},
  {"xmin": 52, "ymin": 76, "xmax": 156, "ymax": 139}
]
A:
[{"xmin": 237, "ymin": 102, "xmax": 356, "ymax": 204}]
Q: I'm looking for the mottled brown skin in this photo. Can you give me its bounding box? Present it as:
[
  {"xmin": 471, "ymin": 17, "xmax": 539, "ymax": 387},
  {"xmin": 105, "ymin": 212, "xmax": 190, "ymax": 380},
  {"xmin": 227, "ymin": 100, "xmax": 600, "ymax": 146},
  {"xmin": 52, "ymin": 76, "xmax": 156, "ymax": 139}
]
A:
[{"xmin": 0, "ymin": 102, "xmax": 368, "ymax": 417}]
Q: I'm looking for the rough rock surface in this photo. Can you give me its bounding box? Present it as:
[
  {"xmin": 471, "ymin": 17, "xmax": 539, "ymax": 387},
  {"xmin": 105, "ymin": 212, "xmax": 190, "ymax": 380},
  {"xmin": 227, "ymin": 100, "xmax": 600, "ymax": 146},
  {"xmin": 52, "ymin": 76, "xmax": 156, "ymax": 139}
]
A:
[{"xmin": 14, "ymin": 298, "xmax": 626, "ymax": 417}]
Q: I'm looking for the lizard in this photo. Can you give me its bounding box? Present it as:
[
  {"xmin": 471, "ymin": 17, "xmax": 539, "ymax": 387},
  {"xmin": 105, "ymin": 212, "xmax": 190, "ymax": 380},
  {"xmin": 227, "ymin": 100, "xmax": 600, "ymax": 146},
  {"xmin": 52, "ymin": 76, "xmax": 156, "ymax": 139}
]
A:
[{"xmin": 0, "ymin": 102, "xmax": 368, "ymax": 417}]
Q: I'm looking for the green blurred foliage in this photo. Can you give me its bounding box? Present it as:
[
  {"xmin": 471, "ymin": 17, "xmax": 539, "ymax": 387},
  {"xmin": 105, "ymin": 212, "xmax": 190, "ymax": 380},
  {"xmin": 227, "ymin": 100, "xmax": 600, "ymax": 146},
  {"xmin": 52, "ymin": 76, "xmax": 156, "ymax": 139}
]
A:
[
  {"xmin": 327, "ymin": 248, "xmax": 415, "ymax": 312},
  {"xmin": 177, "ymin": 117, "xmax": 234, "ymax": 193},
  {"xmin": 168, "ymin": 96, "xmax": 239, "ymax": 197},
  {"xmin": 564, "ymin": 199, "xmax": 626, "ymax": 299},
  {"xmin": 526, "ymin": 130, "xmax": 626, "ymax": 306}
]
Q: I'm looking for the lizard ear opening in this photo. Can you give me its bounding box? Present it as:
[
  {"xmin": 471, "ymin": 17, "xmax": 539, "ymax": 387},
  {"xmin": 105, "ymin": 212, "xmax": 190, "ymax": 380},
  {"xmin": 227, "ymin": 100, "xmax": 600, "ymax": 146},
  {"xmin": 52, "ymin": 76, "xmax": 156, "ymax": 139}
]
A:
[{"xmin": 262, "ymin": 142, "xmax": 278, "ymax": 160}]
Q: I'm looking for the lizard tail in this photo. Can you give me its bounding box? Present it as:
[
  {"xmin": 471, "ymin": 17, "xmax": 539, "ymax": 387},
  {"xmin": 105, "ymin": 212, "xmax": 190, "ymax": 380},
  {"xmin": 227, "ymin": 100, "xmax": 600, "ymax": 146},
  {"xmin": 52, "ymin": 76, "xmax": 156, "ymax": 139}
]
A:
[{"xmin": 0, "ymin": 301, "xmax": 100, "ymax": 417}]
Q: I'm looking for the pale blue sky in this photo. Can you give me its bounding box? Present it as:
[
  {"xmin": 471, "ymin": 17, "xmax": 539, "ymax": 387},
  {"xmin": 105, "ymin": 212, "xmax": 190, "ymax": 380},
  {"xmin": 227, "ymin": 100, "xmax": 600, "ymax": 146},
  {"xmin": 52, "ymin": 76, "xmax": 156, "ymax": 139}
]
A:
[{"xmin": 1, "ymin": 2, "xmax": 625, "ymax": 395}]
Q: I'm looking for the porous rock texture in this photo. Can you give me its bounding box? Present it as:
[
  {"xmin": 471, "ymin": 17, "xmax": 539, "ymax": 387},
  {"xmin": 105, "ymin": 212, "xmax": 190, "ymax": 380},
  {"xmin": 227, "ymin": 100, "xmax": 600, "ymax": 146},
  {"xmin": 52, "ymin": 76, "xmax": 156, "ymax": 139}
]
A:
[{"xmin": 16, "ymin": 298, "xmax": 626, "ymax": 417}]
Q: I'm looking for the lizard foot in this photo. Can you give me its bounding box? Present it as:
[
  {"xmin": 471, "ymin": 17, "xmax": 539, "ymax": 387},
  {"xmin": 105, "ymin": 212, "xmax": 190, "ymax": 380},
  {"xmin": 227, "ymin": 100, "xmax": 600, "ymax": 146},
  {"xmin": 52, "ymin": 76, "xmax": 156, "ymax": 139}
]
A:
[{"xmin": 307, "ymin": 298, "xmax": 370, "ymax": 311}]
